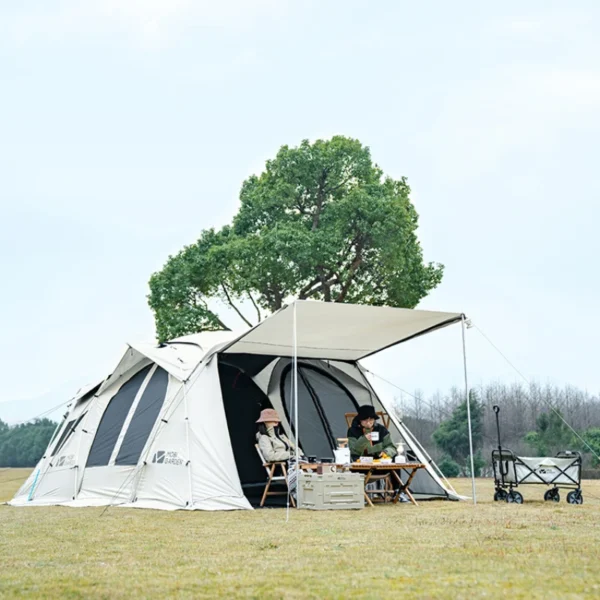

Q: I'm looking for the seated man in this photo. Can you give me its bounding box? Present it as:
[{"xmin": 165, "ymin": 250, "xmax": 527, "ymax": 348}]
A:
[{"xmin": 347, "ymin": 405, "xmax": 398, "ymax": 462}]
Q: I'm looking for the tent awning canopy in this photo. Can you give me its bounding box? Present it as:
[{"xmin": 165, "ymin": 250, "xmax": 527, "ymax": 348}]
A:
[{"xmin": 221, "ymin": 300, "xmax": 463, "ymax": 361}]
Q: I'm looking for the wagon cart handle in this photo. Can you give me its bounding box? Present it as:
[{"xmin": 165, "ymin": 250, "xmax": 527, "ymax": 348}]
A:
[{"xmin": 492, "ymin": 405, "xmax": 505, "ymax": 487}]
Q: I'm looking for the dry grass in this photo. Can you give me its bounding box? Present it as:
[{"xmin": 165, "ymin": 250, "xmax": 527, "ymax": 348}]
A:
[{"xmin": 1, "ymin": 469, "xmax": 599, "ymax": 599}]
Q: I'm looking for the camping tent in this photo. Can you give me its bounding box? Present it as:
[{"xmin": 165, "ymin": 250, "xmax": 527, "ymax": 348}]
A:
[{"xmin": 10, "ymin": 301, "xmax": 467, "ymax": 510}]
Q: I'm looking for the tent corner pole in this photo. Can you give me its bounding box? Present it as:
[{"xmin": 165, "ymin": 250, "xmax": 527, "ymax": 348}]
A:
[{"xmin": 462, "ymin": 315, "xmax": 477, "ymax": 505}]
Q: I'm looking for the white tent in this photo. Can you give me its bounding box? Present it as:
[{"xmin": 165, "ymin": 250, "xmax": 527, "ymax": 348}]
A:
[{"xmin": 10, "ymin": 301, "xmax": 467, "ymax": 511}]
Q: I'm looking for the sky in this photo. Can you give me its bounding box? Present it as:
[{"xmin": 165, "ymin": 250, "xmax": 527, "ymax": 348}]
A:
[{"xmin": 1, "ymin": 1, "xmax": 600, "ymax": 423}]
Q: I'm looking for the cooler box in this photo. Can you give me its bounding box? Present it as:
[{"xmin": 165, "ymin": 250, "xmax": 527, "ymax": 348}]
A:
[{"xmin": 297, "ymin": 472, "xmax": 364, "ymax": 510}]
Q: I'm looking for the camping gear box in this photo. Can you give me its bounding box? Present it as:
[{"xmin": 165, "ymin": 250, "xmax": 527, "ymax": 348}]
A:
[{"xmin": 297, "ymin": 472, "xmax": 364, "ymax": 510}]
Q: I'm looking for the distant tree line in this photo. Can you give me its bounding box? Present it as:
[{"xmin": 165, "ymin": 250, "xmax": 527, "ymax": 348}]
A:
[
  {"xmin": 2, "ymin": 381, "xmax": 600, "ymax": 474},
  {"xmin": 0, "ymin": 418, "xmax": 57, "ymax": 467},
  {"xmin": 397, "ymin": 381, "xmax": 600, "ymax": 476}
]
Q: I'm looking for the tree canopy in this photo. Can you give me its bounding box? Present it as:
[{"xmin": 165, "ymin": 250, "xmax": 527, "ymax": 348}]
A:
[
  {"xmin": 432, "ymin": 391, "xmax": 485, "ymax": 475},
  {"xmin": 149, "ymin": 136, "xmax": 443, "ymax": 341},
  {"xmin": 0, "ymin": 418, "xmax": 57, "ymax": 468},
  {"xmin": 524, "ymin": 411, "xmax": 575, "ymax": 456}
]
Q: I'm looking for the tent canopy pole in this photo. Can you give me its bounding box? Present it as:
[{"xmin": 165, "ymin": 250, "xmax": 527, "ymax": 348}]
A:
[
  {"xmin": 293, "ymin": 302, "xmax": 299, "ymax": 468},
  {"xmin": 462, "ymin": 315, "xmax": 477, "ymax": 504}
]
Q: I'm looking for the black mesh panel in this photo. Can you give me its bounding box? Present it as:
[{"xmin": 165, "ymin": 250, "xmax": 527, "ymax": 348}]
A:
[
  {"xmin": 300, "ymin": 368, "xmax": 358, "ymax": 440},
  {"xmin": 283, "ymin": 368, "xmax": 332, "ymax": 460},
  {"xmin": 115, "ymin": 368, "xmax": 169, "ymax": 465},
  {"xmin": 86, "ymin": 366, "xmax": 152, "ymax": 468}
]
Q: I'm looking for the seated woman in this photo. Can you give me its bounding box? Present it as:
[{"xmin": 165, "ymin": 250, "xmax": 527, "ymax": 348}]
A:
[
  {"xmin": 256, "ymin": 409, "xmax": 296, "ymax": 462},
  {"xmin": 347, "ymin": 405, "xmax": 398, "ymax": 462}
]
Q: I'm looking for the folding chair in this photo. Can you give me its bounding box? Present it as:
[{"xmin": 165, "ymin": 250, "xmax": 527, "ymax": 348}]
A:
[{"xmin": 255, "ymin": 444, "xmax": 295, "ymax": 508}]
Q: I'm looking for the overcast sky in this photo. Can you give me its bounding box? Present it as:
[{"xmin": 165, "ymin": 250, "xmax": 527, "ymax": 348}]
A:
[{"xmin": 2, "ymin": 1, "xmax": 599, "ymax": 423}]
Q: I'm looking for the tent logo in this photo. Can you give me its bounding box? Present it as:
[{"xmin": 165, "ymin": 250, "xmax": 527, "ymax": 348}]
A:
[
  {"xmin": 152, "ymin": 450, "xmax": 184, "ymax": 466},
  {"xmin": 537, "ymin": 467, "xmax": 557, "ymax": 475},
  {"xmin": 55, "ymin": 455, "xmax": 75, "ymax": 467}
]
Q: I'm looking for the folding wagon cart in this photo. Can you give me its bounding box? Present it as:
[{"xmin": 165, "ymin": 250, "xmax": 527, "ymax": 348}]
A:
[{"xmin": 491, "ymin": 406, "xmax": 583, "ymax": 504}]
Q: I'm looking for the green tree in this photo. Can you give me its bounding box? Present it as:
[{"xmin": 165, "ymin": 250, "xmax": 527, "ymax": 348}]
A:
[
  {"xmin": 438, "ymin": 456, "xmax": 461, "ymax": 478},
  {"xmin": 524, "ymin": 411, "xmax": 575, "ymax": 456},
  {"xmin": 432, "ymin": 391, "xmax": 484, "ymax": 476},
  {"xmin": 576, "ymin": 428, "xmax": 600, "ymax": 467},
  {"xmin": 0, "ymin": 419, "xmax": 57, "ymax": 468},
  {"xmin": 149, "ymin": 136, "xmax": 444, "ymax": 341}
]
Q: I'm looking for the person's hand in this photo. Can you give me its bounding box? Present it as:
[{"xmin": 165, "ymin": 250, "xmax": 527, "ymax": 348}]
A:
[{"xmin": 365, "ymin": 433, "xmax": 372, "ymax": 441}]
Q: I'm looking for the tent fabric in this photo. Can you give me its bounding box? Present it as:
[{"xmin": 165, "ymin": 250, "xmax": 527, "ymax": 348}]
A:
[
  {"xmin": 221, "ymin": 300, "xmax": 462, "ymax": 361},
  {"xmin": 10, "ymin": 301, "xmax": 465, "ymax": 510}
]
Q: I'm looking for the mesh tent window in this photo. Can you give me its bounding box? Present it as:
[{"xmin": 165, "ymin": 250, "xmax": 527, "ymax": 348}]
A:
[
  {"xmin": 86, "ymin": 365, "xmax": 152, "ymax": 468},
  {"xmin": 281, "ymin": 363, "xmax": 359, "ymax": 459},
  {"xmin": 115, "ymin": 367, "xmax": 169, "ymax": 465}
]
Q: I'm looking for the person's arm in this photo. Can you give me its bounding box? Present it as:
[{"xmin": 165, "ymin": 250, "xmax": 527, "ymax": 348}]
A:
[
  {"xmin": 349, "ymin": 433, "xmax": 377, "ymax": 457},
  {"xmin": 282, "ymin": 434, "xmax": 295, "ymax": 452},
  {"xmin": 381, "ymin": 433, "xmax": 398, "ymax": 458},
  {"xmin": 258, "ymin": 434, "xmax": 278, "ymax": 462}
]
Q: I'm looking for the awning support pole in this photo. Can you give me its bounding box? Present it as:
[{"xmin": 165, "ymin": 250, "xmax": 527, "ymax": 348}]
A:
[
  {"xmin": 293, "ymin": 302, "xmax": 299, "ymax": 492},
  {"xmin": 462, "ymin": 315, "xmax": 477, "ymax": 504}
]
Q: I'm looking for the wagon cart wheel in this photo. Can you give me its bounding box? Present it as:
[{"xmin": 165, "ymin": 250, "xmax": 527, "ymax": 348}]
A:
[
  {"xmin": 494, "ymin": 489, "xmax": 507, "ymax": 502},
  {"xmin": 544, "ymin": 489, "xmax": 560, "ymax": 502},
  {"xmin": 567, "ymin": 490, "xmax": 583, "ymax": 505},
  {"xmin": 508, "ymin": 491, "xmax": 523, "ymax": 504}
]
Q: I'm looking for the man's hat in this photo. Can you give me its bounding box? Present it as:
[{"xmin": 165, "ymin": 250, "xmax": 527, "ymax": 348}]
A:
[{"xmin": 357, "ymin": 405, "xmax": 379, "ymax": 421}]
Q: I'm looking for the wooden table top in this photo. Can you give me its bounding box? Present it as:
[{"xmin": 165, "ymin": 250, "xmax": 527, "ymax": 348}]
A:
[
  {"xmin": 298, "ymin": 462, "xmax": 425, "ymax": 470},
  {"xmin": 348, "ymin": 462, "xmax": 425, "ymax": 470}
]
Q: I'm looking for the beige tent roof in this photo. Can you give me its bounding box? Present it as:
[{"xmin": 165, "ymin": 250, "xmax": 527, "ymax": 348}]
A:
[{"xmin": 221, "ymin": 300, "xmax": 463, "ymax": 361}]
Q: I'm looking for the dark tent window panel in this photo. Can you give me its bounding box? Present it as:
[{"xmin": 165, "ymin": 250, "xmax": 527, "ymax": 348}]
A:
[
  {"xmin": 115, "ymin": 367, "xmax": 169, "ymax": 465},
  {"xmin": 86, "ymin": 365, "xmax": 152, "ymax": 468},
  {"xmin": 282, "ymin": 365, "xmax": 358, "ymax": 460},
  {"xmin": 300, "ymin": 368, "xmax": 358, "ymax": 441}
]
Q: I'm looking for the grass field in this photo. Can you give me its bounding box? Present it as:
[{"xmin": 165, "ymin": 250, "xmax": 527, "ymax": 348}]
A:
[{"xmin": 1, "ymin": 470, "xmax": 599, "ymax": 599}]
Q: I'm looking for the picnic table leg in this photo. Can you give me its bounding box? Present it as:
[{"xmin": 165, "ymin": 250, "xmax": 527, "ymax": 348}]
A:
[
  {"xmin": 390, "ymin": 468, "xmax": 420, "ymax": 506},
  {"xmin": 391, "ymin": 471, "xmax": 403, "ymax": 504},
  {"xmin": 402, "ymin": 468, "xmax": 419, "ymax": 506},
  {"xmin": 363, "ymin": 471, "xmax": 375, "ymax": 507}
]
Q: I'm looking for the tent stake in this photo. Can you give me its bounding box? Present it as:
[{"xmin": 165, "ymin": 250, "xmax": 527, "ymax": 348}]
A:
[{"xmin": 462, "ymin": 315, "xmax": 477, "ymax": 504}]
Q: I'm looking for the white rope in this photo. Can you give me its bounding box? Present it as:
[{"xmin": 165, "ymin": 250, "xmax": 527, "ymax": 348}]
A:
[
  {"xmin": 9, "ymin": 399, "xmax": 72, "ymax": 426},
  {"xmin": 473, "ymin": 324, "xmax": 600, "ymax": 462}
]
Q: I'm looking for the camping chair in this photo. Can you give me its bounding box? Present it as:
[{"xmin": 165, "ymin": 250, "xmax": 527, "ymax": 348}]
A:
[
  {"xmin": 255, "ymin": 444, "xmax": 295, "ymax": 508},
  {"xmin": 363, "ymin": 470, "xmax": 395, "ymax": 504},
  {"xmin": 345, "ymin": 411, "xmax": 391, "ymax": 429}
]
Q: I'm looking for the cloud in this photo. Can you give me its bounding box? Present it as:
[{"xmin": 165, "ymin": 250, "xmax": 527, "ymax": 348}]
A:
[{"xmin": 2, "ymin": 0, "xmax": 284, "ymax": 47}]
